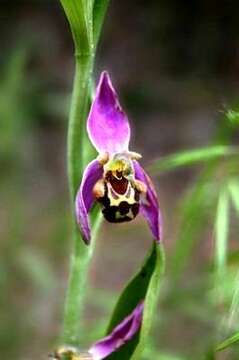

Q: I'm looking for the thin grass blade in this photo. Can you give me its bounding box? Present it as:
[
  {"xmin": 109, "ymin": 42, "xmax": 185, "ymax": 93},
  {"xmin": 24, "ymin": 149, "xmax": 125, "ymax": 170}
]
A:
[
  {"xmin": 216, "ymin": 332, "xmax": 239, "ymax": 352},
  {"xmin": 149, "ymin": 146, "xmax": 239, "ymax": 175},
  {"xmin": 214, "ymin": 186, "xmax": 230, "ymax": 287},
  {"xmin": 229, "ymin": 179, "xmax": 239, "ymax": 217}
]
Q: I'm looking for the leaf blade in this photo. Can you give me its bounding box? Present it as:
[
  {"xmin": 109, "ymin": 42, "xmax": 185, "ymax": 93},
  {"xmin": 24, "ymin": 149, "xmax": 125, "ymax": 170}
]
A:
[
  {"xmin": 149, "ymin": 146, "xmax": 239, "ymax": 175},
  {"xmin": 93, "ymin": 0, "xmax": 109, "ymax": 47},
  {"xmin": 216, "ymin": 332, "xmax": 239, "ymax": 352},
  {"xmin": 214, "ymin": 187, "xmax": 230, "ymax": 283},
  {"xmin": 105, "ymin": 242, "xmax": 165, "ymax": 360},
  {"xmin": 229, "ymin": 179, "xmax": 239, "ymax": 217}
]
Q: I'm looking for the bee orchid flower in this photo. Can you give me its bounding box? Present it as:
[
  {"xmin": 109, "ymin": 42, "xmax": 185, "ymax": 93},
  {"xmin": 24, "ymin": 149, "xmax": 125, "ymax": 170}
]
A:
[
  {"xmin": 51, "ymin": 302, "xmax": 144, "ymax": 360},
  {"xmin": 76, "ymin": 71, "xmax": 162, "ymax": 244}
]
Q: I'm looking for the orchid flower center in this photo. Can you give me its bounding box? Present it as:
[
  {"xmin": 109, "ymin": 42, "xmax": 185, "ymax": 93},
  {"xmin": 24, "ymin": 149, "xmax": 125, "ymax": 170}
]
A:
[{"xmin": 93, "ymin": 153, "xmax": 147, "ymax": 224}]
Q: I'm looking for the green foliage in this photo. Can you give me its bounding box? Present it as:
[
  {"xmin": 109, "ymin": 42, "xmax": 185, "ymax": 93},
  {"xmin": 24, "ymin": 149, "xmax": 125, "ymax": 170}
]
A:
[
  {"xmin": 93, "ymin": 0, "xmax": 109, "ymax": 46},
  {"xmin": 213, "ymin": 179, "xmax": 239, "ymax": 354},
  {"xmin": 106, "ymin": 243, "xmax": 165, "ymax": 360},
  {"xmin": 229, "ymin": 179, "xmax": 239, "ymax": 216},
  {"xmin": 226, "ymin": 109, "xmax": 239, "ymax": 127},
  {"xmin": 59, "ymin": 0, "xmax": 109, "ymax": 54},
  {"xmin": 214, "ymin": 186, "xmax": 230, "ymax": 287},
  {"xmin": 146, "ymin": 107, "xmax": 239, "ymax": 358},
  {"xmin": 59, "ymin": 0, "xmax": 91, "ymax": 53},
  {"xmin": 216, "ymin": 332, "xmax": 239, "ymax": 352},
  {"xmin": 149, "ymin": 145, "xmax": 239, "ymax": 174}
]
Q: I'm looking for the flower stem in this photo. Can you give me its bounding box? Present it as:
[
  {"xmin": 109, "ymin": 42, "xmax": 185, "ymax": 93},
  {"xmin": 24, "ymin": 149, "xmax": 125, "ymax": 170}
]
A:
[
  {"xmin": 68, "ymin": 55, "xmax": 94, "ymax": 199},
  {"xmin": 62, "ymin": 54, "xmax": 94, "ymax": 346},
  {"xmin": 59, "ymin": 0, "xmax": 109, "ymax": 347}
]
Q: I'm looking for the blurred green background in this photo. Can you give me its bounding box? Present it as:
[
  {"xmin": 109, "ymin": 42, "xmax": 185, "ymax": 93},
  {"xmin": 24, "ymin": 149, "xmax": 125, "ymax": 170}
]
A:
[{"xmin": 1, "ymin": 1, "xmax": 239, "ymax": 359}]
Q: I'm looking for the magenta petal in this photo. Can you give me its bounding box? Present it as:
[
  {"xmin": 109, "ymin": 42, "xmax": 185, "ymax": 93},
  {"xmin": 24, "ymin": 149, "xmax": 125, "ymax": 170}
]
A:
[
  {"xmin": 89, "ymin": 302, "xmax": 144, "ymax": 360},
  {"xmin": 75, "ymin": 159, "xmax": 103, "ymax": 244},
  {"xmin": 87, "ymin": 71, "xmax": 131, "ymax": 154},
  {"xmin": 133, "ymin": 160, "xmax": 162, "ymax": 242}
]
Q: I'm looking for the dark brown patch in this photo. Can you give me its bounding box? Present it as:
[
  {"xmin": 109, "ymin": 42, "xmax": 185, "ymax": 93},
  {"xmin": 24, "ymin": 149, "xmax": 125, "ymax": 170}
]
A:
[
  {"xmin": 119, "ymin": 201, "xmax": 130, "ymax": 215},
  {"xmin": 134, "ymin": 189, "xmax": 140, "ymax": 201},
  {"xmin": 106, "ymin": 171, "xmax": 128, "ymax": 195},
  {"xmin": 132, "ymin": 203, "xmax": 140, "ymax": 217}
]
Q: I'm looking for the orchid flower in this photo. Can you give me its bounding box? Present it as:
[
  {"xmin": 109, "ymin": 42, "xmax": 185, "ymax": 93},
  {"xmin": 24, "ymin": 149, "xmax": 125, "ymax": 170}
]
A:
[
  {"xmin": 51, "ymin": 302, "xmax": 144, "ymax": 360},
  {"xmin": 76, "ymin": 71, "xmax": 162, "ymax": 244}
]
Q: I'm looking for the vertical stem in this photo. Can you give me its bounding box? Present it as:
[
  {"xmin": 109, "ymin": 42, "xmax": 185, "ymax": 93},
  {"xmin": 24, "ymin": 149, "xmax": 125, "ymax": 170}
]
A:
[
  {"xmin": 67, "ymin": 55, "xmax": 93, "ymax": 200},
  {"xmin": 62, "ymin": 230, "xmax": 89, "ymax": 345},
  {"xmin": 59, "ymin": 0, "xmax": 109, "ymax": 347},
  {"xmin": 62, "ymin": 54, "xmax": 94, "ymax": 346}
]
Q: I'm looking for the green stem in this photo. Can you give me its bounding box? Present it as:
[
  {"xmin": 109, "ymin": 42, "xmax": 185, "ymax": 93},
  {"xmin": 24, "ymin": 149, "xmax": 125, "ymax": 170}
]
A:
[
  {"xmin": 62, "ymin": 230, "xmax": 89, "ymax": 345},
  {"xmin": 59, "ymin": 0, "xmax": 109, "ymax": 347},
  {"xmin": 67, "ymin": 56, "xmax": 93, "ymax": 200},
  {"xmin": 62, "ymin": 55, "xmax": 94, "ymax": 346}
]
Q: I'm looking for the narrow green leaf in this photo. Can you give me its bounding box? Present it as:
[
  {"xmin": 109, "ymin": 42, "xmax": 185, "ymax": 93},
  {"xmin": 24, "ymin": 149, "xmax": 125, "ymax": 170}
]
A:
[
  {"xmin": 214, "ymin": 187, "xmax": 230, "ymax": 282},
  {"xmin": 105, "ymin": 242, "xmax": 165, "ymax": 360},
  {"xmin": 229, "ymin": 179, "xmax": 239, "ymax": 217},
  {"xmin": 148, "ymin": 146, "xmax": 239, "ymax": 175},
  {"xmin": 227, "ymin": 269, "xmax": 239, "ymax": 330},
  {"xmin": 131, "ymin": 245, "xmax": 165, "ymax": 360},
  {"xmin": 221, "ymin": 181, "xmax": 239, "ymax": 333},
  {"xmin": 93, "ymin": 0, "xmax": 109, "ymax": 47},
  {"xmin": 59, "ymin": 0, "xmax": 91, "ymax": 53},
  {"xmin": 216, "ymin": 332, "xmax": 239, "ymax": 352}
]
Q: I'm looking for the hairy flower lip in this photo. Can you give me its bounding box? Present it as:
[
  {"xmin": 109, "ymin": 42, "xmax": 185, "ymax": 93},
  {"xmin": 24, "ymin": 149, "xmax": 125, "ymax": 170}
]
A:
[{"xmin": 75, "ymin": 71, "xmax": 162, "ymax": 244}]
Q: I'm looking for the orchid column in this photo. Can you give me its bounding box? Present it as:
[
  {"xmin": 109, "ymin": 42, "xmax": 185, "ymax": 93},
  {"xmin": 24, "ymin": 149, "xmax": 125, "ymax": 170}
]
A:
[{"xmin": 59, "ymin": 0, "xmax": 109, "ymax": 346}]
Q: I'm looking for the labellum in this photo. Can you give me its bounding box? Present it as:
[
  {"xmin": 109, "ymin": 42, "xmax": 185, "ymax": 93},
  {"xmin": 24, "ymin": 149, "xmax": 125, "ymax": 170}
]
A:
[{"xmin": 93, "ymin": 153, "xmax": 145, "ymax": 223}]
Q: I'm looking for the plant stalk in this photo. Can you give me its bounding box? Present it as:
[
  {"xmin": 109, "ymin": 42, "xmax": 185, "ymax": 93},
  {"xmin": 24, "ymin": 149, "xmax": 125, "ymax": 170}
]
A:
[
  {"xmin": 62, "ymin": 54, "xmax": 94, "ymax": 346},
  {"xmin": 59, "ymin": 0, "xmax": 109, "ymax": 347}
]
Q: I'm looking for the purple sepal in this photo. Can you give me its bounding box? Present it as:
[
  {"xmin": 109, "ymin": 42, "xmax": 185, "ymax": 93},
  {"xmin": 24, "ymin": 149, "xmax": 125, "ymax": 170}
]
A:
[
  {"xmin": 87, "ymin": 71, "xmax": 131, "ymax": 154},
  {"xmin": 75, "ymin": 159, "xmax": 103, "ymax": 244},
  {"xmin": 133, "ymin": 160, "xmax": 162, "ymax": 242},
  {"xmin": 89, "ymin": 302, "xmax": 144, "ymax": 360}
]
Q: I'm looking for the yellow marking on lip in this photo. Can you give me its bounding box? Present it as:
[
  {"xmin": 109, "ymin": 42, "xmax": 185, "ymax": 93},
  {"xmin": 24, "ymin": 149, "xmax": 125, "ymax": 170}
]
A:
[
  {"xmin": 108, "ymin": 159, "xmax": 128, "ymax": 173},
  {"xmin": 107, "ymin": 183, "xmax": 136, "ymax": 207},
  {"xmin": 104, "ymin": 156, "xmax": 133, "ymax": 178}
]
